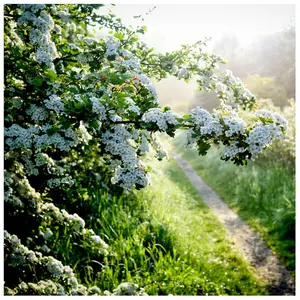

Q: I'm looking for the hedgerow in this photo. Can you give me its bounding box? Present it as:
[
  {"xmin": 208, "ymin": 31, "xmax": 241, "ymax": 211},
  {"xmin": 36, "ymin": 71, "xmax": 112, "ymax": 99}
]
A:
[{"xmin": 4, "ymin": 4, "xmax": 287, "ymax": 295}]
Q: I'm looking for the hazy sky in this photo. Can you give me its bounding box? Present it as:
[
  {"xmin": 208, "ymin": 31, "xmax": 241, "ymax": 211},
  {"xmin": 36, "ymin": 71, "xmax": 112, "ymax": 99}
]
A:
[
  {"xmin": 99, "ymin": 4, "xmax": 295, "ymax": 111},
  {"xmin": 108, "ymin": 4, "xmax": 295, "ymax": 52}
]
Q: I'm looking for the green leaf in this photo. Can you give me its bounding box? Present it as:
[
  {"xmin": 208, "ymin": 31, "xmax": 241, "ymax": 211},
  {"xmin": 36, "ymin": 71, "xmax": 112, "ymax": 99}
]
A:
[
  {"xmin": 114, "ymin": 32, "xmax": 125, "ymax": 41},
  {"xmin": 74, "ymin": 102, "xmax": 84, "ymax": 109},
  {"xmin": 30, "ymin": 78, "xmax": 43, "ymax": 87},
  {"xmin": 197, "ymin": 140, "xmax": 211, "ymax": 156},
  {"xmin": 44, "ymin": 69, "xmax": 57, "ymax": 81},
  {"xmin": 90, "ymin": 120, "xmax": 99, "ymax": 129}
]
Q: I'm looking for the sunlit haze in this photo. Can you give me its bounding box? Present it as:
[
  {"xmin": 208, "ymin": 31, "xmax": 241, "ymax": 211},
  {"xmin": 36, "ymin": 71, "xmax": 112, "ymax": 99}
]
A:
[
  {"xmin": 96, "ymin": 4, "xmax": 295, "ymax": 112},
  {"xmin": 108, "ymin": 4, "xmax": 294, "ymax": 52}
]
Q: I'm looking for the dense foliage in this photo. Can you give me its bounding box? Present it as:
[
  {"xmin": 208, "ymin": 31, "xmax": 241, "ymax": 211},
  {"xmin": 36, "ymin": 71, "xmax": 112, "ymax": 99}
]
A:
[{"xmin": 4, "ymin": 4, "xmax": 288, "ymax": 295}]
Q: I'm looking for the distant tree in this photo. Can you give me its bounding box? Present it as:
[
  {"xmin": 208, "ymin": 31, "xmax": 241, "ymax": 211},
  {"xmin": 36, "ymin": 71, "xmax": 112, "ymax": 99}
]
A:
[
  {"xmin": 212, "ymin": 24, "xmax": 295, "ymax": 100},
  {"xmin": 248, "ymin": 25, "xmax": 295, "ymax": 99},
  {"xmin": 244, "ymin": 75, "xmax": 289, "ymax": 108}
]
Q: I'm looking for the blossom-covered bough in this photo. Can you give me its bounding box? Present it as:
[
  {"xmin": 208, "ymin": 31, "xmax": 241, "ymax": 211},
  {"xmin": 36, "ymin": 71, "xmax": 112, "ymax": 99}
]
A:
[{"xmin": 4, "ymin": 4, "xmax": 287, "ymax": 295}]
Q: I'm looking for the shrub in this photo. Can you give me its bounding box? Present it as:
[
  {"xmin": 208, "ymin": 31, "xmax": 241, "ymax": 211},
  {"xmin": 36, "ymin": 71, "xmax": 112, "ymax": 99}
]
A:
[{"xmin": 4, "ymin": 4, "xmax": 287, "ymax": 295}]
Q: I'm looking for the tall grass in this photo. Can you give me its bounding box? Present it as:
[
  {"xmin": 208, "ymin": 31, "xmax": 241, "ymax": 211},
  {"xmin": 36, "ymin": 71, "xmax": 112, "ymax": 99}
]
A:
[
  {"xmin": 173, "ymin": 133, "xmax": 295, "ymax": 276},
  {"xmin": 62, "ymin": 154, "xmax": 267, "ymax": 295}
]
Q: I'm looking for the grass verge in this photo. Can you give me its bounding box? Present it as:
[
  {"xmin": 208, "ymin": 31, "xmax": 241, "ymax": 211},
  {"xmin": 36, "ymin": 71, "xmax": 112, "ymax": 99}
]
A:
[
  {"xmin": 172, "ymin": 133, "xmax": 295, "ymax": 277},
  {"xmin": 82, "ymin": 154, "xmax": 267, "ymax": 295}
]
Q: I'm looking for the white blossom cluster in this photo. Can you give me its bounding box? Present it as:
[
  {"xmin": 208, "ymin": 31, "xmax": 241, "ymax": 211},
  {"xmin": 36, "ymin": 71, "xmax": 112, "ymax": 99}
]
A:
[
  {"xmin": 190, "ymin": 104, "xmax": 286, "ymax": 160},
  {"xmin": 57, "ymin": 8, "xmax": 71, "ymax": 23},
  {"xmin": 222, "ymin": 115, "xmax": 246, "ymax": 137},
  {"xmin": 177, "ymin": 67, "xmax": 189, "ymax": 79},
  {"xmin": 5, "ymin": 124, "xmax": 38, "ymax": 149},
  {"xmin": 17, "ymin": 280, "xmax": 65, "ymax": 295},
  {"xmin": 76, "ymin": 53, "xmax": 94, "ymax": 65},
  {"xmin": 185, "ymin": 128, "xmax": 197, "ymax": 148},
  {"xmin": 35, "ymin": 152, "xmax": 55, "ymax": 167},
  {"xmin": 101, "ymin": 125, "xmax": 149, "ymax": 190},
  {"xmin": 90, "ymin": 231, "xmax": 109, "ymax": 253},
  {"xmin": 4, "ymin": 230, "xmax": 81, "ymax": 293},
  {"xmin": 125, "ymin": 97, "xmax": 140, "ymax": 115},
  {"xmin": 112, "ymin": 282, "xmax": 147, "ymax": 296},
  {"xmin": 69, "ymin": 43, "xmax": 81, "ymax": 51},
  {"xmin": 77, "ymin": 122, "xmax": 93, "ymax": 144},
  {"xmin": 42, "ymin": 228, "xmax": 54, "ymax": 241},
  {"xmin": 83, "ymin": 38, "xmax": 99, "ymax": 45},
  {"xmin": 53, "ymin": 24, "xmax": 62, "ymax": 35},
  {"xmin": 8, "ymin": 273, "xmax": 103, "ymax": 295},
  {"xmin": 246, "ymin": 123, "xmax": 284, "ymax": 156},
  {"xmin": 18, "ymin": 4, "xmax": 46, "ymax": 13},
  {"xmin": 4, "ymin": 171, "xmax": 23, "ymax": 207},
  {"xmin": 190, "ymin": 107, "xmax": 223, "ymax": 136},
  {"xmin": 112, "ymin": 166, "xmax": 149, "ymax": 191},
  {"xmin": 35, "ymin": 132, "xmax": 78, "ymax": 151},
  {"xmin": 23, "ymin": 157, "xmax": 39, "ymax": 176},
  {"xmin": 255, "ymin": 109, "xmax": 288, "ymax": 129},
  {"xmin": 139, "ymin": 135, "xmax": 150, "ymax": 154},
  {"xmin": 142, "ymin": 108, "xmax": 179, "ymax": 131},
  {"xmin": 126, "ymin": 71, "xmax": 159, "ymax": 103},
  {"xmin": 138, "ymin": 74, "xmax": 159, "ymax": 103},
  {"xmin": 45, "ymin": 256, "xmax": 64, "ymax": 277},
  {"xmin": 8, "ymin": 30, "xmax": 24, "ymax": 46},
  {"xmin": 38, "ymin": 202, "xmax": 109, "ymax": 253},
  {"xmin": 215, "ymin": 82, "xmax": 227, "ymax": 94},
  {"xmin": 221, "ymin": 69, "xmax": 255, "ymax": 107},
  {"xmin": 47, "ymin": 175, "xmax": 75, "ymax": 188},
  {"xmin": 150, "ymin": 133, "xmax": 169, "ymax": 160},
  {"xmin": 26, "ymin": 104, "xmax": 49, "ymax": 122},
  {"xmin": 41, "ymin": 203, "xmax": 86, "ymax": 233},
  {"xmin": 4, "ymin": 171, "xmax": 41, "ymax": 209},
  {"xmin": 4, "ymin": 230, "xmax": 42, "ymax": 266},
  {"xmin": 44, "ymin": 95, "xmax": 65, "ymax": 114},
  {"xmin": 18, "ymin": 6, "xmax": 59, "ymax": 70},
  {"xmin": 5, "ymin": 122, "xmax": 83, "ymax": 152},
  {"xmin": 115, "ymin": 55, "xmax": 141, "ymax": 72},
  {"xmin": 223, "ymin": 142, "xmax": 247, "ymax": 159},
  {"xmin": 41, "ymin": 244, "xmax": 51, "ymax": 254},
  {"xmin": 90, "ymin": 96, "xmax": 107, "ymax": 119},
  {"xmin": 104, "ymin": 36, "xmax": 121, "ymax": 58},
  {"xmin": 4, "ymin": 194, "xmax": 23, "ymax": 207},
  {"xmin": 39, "ymin": 203, "xmax": 107, "ymax": 255}
]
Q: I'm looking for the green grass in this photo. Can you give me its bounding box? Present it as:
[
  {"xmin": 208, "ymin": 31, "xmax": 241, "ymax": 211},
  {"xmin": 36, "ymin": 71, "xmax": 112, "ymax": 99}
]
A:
[
  {"xmin": 78, "ymin": 154, "xmax": 267, "ymax": 295},
  {"xmin": 172, "ymin": 132, "xmax": 295, "ymax": 277}
]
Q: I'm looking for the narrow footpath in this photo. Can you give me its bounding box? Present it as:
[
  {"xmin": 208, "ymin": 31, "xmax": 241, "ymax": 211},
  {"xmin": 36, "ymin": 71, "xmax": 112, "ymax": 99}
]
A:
[{"xmin": 172, "ymin": 152, "xmax": 295, "ymax": 295}]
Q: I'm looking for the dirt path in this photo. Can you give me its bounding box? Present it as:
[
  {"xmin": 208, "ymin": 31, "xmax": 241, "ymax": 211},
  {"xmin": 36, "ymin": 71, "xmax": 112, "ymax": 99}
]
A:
[{"xmin": 172, "ymin": 152, "xmax": 295, "ymax": 295}]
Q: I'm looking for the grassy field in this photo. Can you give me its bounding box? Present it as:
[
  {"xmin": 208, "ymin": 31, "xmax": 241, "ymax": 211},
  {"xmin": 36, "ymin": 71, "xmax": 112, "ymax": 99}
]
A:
[
  {"xmin": 172, "ymin": 133, "xmax": 295, "ymax": 277},
  {"xmin": 79, "ymin": 154, "xmax": 267, "ymax": 295}
]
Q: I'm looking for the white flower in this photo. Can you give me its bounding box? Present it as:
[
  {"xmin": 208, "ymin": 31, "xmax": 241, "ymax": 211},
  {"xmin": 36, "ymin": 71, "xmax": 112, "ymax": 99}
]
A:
[
  {"xmin": 58, "ymin": 9, "xmax": 70, "ymax": 23},
  {"xmin": 44, "ymin": 95, "xmax": 64, "ymax": 114},
  {"xmin": 26, "ymin": 104, "xmax": 49, "ymax": 122},
  {"xmin": 83, "ymin": 38, "xmax": 99, "ymax": 45},
  {"xmin": 90, "ymin": 235, "xmax": 109, "ymax": 248},
  {"xmin": 215, "ymin": 82, "xmax": 227, "ymax": 93},
  {"xmin": 41, "ymin": 244, "xmax": 51, "ymax": 253},
  {"xmin": 142, "ymin": 108, "xmax": 178, "ymax": 132},
  {"xmin": 43, "ymin": 228, "xmax": 53, "ymax": 240},
  {"xmin": 91, "ymin": 96, "xmax": 106, "ymax": 119},
  {"xmin": 223, "ymin": 142, "xmax": 247, "ymax": 159},
  {"xmin": 45, "ymin": 256, "xmax": 64, "ymax": 277},
  {"xmin": 177, "ymin": 67, "xmax": 189, "ymax": 79},
  {"xmin": 104, "ymin": 36, "xmax": 121, "ymax": 58},
  {"xmin": 171, "ymin": 65, "xmax": 178, "ymax": 74}
]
